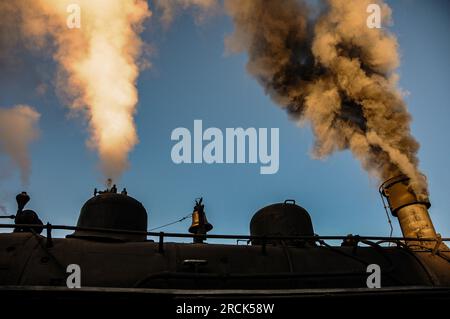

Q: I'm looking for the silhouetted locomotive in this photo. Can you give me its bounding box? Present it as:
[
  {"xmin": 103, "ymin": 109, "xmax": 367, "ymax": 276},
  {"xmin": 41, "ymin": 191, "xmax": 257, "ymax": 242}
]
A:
[{"xmin": 0, "ymin": 175, "xmax": 449, "ymax": 304}]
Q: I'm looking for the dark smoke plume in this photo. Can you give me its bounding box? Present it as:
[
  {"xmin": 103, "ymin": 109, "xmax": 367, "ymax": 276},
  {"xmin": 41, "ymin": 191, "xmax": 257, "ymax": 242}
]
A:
[{"xmin": 225, "ymin": 0, "xmax": 427, "ymax": 197}]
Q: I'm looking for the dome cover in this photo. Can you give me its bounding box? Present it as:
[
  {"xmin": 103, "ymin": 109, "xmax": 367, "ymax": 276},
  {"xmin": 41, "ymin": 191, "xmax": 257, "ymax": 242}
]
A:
[
  {"xmin": 250, "ymin": 200, "xmax": 315, "ymax": 246},
  {"xmin": 68, "ymin": 192, "xmax": 148, "ymax": 242}
]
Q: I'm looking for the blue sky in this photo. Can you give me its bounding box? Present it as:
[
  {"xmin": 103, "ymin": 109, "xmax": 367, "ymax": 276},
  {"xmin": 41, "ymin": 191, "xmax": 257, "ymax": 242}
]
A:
[{"xmin": 0, "ymin": 0, "xmax": 449, "ymax": 241}]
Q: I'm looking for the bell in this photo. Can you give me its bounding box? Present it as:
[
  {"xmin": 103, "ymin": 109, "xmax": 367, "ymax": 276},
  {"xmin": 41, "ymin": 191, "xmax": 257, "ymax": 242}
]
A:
[
  {"xmin": 188, "ymin": 198, "xmax": 213, "ymax": 238},
  {"xmin": 189, "ymin": 210, "xmax": 213, "ymax": 234}
]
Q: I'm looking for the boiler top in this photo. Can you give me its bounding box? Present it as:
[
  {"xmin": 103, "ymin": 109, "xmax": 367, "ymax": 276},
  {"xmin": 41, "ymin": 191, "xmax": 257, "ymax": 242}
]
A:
[{"xmin": 68, "ymin": 193, "xmax": 148, "ymax": 242}]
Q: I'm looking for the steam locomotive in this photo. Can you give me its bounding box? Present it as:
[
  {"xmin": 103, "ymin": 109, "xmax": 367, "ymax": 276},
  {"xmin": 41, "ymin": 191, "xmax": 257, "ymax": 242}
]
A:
[{"xmin": 0, "ymin": 175, "xmax": 449, "ymax": 308}]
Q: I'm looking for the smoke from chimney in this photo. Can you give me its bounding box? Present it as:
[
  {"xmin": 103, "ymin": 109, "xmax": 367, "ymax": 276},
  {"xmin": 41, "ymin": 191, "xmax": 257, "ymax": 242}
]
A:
[
  {"xmin": 6, "ymin": 0, "xmax": 151, "ymax": 180},
  {"xmin": 224, "ymin": 0, "xmax": 427, "ymax": 197},
  {"xmin": 0, "ymin": 105, "xmax": 40, "ymax": 185},
  {"xmin": 0, "ymin": 0, "xmax": 428, "ymax": 197}
]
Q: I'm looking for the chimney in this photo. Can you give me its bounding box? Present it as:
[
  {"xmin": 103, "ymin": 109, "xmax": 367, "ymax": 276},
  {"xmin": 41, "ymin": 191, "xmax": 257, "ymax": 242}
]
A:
[{"xmin": 380, "ymin": 175, "xmax": 445, "ymax": 249}]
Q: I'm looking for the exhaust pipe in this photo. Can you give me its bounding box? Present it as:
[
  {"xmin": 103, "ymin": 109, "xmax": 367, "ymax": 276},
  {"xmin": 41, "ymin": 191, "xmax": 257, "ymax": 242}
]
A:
[{"xmin": 380, "ymin": 175, "xmax": 445, "ymax": 249}]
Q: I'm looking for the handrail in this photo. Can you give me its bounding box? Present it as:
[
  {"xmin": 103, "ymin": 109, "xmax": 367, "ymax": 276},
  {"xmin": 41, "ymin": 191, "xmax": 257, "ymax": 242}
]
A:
[{"xmin": 1, "ymin": 223, "xmax": 449, "ymax": 242}]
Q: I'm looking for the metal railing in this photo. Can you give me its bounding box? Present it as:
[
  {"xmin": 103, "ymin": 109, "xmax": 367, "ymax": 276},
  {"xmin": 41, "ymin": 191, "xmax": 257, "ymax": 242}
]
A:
[{"xmin": 1, "ymin": 223, "xmax": 449, "ymax": 244}]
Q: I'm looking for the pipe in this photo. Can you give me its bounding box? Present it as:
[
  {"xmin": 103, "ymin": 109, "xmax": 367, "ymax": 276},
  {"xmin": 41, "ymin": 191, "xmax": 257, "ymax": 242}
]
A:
[{"xmin": 380, "ymin": 175, "xmax": 446, "ymax": 250}]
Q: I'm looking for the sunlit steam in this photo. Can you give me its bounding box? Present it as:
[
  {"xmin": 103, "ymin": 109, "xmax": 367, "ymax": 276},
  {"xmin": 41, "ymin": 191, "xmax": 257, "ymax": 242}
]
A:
[
  {"xmin": 16, "ymin": 0, "xmax": 151, "ymax": 180},
  {"xmin": 0, "ymin": 105, "xmax": 40, "ymax": 185},
  {"xmin": 225, "ymin": 0, "xmax": 427, "ymax": 197}
]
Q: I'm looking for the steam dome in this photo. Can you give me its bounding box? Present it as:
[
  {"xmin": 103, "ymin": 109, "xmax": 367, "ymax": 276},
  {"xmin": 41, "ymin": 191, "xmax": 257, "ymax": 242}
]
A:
[
  {"xmin": 68, "ymin": 192, "xmax": 147, "ymax": 242},
  {"xmin": 250, "ymin": 200, "xmax": 315, "ymax": 246}
]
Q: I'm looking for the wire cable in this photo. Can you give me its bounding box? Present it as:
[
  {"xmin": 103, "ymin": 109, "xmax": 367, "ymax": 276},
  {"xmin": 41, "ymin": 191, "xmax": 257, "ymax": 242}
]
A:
[
  {"xmin": 148, "ymin": 213, "xmax": 192, "ymax": 231},
  {"xmin": 379, "ymin": 190, "xmax": 394, "ymax": 240}
]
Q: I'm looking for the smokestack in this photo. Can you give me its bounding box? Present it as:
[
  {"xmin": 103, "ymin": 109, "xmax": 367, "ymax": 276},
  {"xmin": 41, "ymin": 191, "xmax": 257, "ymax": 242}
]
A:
[{"xmin": 380, "ymin": 175, "xmax": 444, "ymax": 249}]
